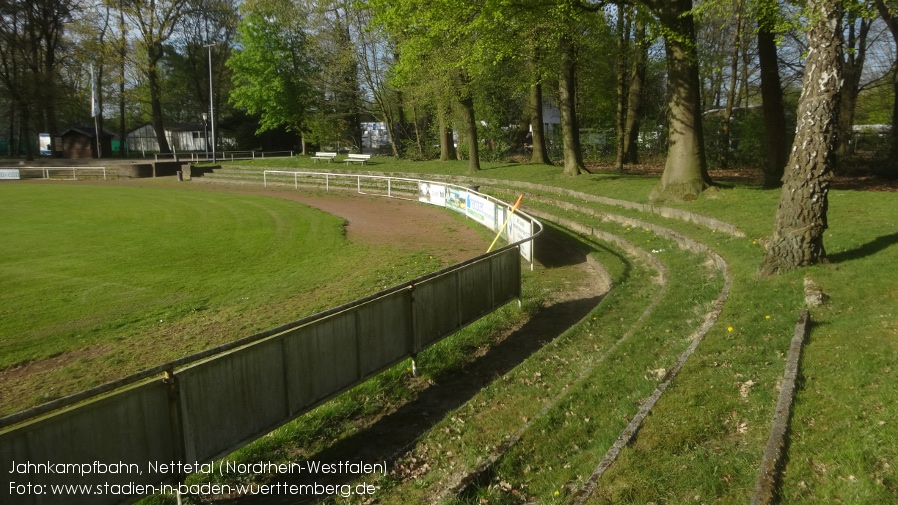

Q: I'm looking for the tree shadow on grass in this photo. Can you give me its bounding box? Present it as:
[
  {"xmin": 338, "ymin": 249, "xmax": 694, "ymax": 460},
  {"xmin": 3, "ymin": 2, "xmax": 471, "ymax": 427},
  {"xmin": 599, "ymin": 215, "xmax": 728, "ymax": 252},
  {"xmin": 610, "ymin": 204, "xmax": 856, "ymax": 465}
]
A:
[{"xmin": 826, "ymin": 232, "xmax": 898, "ymax": 264}]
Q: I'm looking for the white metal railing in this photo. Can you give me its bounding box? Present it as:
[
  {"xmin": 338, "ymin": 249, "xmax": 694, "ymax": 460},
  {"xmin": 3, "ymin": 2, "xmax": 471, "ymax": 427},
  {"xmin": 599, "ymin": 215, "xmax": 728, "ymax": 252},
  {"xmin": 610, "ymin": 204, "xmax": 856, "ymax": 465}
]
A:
[
  {"xmin": 221, "ymin": 150, "xmax": 295, "ymax": 161},
  {"xmin": 262, "ymin": 170, "xmax": 542, "ymax": 265},
  {"xmin": 16, "ymin": 166, "xmax": 107, "ymax": 180},
  {"xmin": 154, "ymin": 151, "xmax": 296, "ymax": 162}
]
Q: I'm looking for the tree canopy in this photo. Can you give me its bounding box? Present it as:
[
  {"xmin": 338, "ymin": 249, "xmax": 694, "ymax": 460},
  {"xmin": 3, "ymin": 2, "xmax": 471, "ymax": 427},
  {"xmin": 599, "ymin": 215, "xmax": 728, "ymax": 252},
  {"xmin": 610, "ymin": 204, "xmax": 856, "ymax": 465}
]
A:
[{"xmin": 227, "ymin": 0, "xmax": 314, "ymax": 135}]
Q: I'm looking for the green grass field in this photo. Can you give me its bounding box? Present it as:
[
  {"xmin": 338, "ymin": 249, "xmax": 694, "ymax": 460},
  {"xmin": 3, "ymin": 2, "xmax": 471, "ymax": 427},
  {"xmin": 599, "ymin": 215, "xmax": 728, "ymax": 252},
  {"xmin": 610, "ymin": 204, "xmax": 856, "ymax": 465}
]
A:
[
  {"xmin": 0, "ymin": 182, "xmax": 455, "ymax": 414},
  {"xmin": 3, "ymin": 159, "xmax": 896, "ymax": 504}
]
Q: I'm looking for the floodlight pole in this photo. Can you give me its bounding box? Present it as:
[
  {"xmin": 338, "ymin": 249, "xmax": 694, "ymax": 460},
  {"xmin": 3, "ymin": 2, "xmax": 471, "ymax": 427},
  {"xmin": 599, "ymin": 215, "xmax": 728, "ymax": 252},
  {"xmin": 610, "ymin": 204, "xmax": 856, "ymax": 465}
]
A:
[{"xmin": 204, "ymin": 42, "xmax": 217, "ymax": 163}]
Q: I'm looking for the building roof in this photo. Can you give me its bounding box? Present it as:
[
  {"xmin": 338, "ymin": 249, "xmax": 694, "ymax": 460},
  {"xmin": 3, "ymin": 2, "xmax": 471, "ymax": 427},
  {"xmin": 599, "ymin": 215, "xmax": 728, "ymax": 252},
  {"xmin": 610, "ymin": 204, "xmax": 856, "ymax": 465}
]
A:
[{"xmin": 60, "ymin": 126, "xmax": 116, "ymax": 138}]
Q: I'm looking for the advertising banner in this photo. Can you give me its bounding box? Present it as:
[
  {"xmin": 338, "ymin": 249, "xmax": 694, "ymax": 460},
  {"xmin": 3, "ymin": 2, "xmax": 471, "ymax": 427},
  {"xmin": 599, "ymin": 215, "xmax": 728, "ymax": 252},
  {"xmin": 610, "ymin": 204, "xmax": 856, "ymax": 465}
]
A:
[
  {"xmin": 466, "ymin": 193, "xmax": 496, "ymax": 230},
  {"xmin": 417, "ymin": 182, "xmax": 447, "ymax": 207},
  {"xmin": 0, "ymin": 169, "xmax": 20, "ymax": 180},
  {"xmin": 509, "ymin": 213, "xmax": 534, "ymax": 262},
  {"xmin": 446, "ymin": 187, "xmax": 468, "ymax": 214},
  {"xmin": 39, "ymin": 133, "xmax": 52, "ymax": 156}
]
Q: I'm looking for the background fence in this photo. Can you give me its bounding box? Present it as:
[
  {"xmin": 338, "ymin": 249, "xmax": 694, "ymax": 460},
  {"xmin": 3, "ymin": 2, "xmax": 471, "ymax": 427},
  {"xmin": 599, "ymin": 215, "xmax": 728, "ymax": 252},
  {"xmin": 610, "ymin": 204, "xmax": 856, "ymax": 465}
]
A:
[
  {"xmin": 1, "ymin": 179, "xmax": 540, "ymax": 505},
  {"xmin": 262, "ymin": 170, "xmax": 536, "ymax": 264}
]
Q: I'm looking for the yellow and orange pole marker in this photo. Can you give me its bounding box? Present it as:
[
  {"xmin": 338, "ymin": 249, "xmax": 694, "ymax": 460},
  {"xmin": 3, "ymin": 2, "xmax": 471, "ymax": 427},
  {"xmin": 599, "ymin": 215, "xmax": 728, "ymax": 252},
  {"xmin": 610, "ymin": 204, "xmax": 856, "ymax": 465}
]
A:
[{"xmin": 487, "ymin": 194, "xmax": 524, "ymax": 252}]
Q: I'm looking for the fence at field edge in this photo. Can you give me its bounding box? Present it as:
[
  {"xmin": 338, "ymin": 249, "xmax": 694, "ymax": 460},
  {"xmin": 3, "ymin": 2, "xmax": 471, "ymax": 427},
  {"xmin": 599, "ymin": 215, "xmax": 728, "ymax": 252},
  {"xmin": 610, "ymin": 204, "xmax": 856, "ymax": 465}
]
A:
[
  {"xmin": 8, "ymin": 166, "xmax": 107, "ymax": 180},
  {"xmin": 1, "ymin": 182, "xmax": 541, "ymax": 505},
  {"xmin": 155, "ymin": 150, "xmax": 296, "ymax": 162},
  {"xmin": 261, "ymin": 170, "xmax": 540, "ymax": 265}
]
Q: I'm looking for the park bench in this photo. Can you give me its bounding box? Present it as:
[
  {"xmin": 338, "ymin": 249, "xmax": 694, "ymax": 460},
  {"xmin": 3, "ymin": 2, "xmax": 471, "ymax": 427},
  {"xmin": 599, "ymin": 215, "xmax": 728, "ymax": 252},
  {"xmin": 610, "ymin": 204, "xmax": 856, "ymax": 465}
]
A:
[
  {"xmin": 345, "ymin": 153, "xmax": 372, "ymax": 165},
  {"xmin": 310, "ymin": 152, "xmax": 338, "ymax": 163}
]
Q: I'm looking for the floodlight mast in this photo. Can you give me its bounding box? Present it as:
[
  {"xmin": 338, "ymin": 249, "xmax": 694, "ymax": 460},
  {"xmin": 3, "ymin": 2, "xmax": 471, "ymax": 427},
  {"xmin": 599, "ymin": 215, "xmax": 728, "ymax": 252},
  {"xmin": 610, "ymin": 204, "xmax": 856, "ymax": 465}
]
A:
[{"xmin": 204, "ymin": 42, "xmax": 217, "ymax": 163}]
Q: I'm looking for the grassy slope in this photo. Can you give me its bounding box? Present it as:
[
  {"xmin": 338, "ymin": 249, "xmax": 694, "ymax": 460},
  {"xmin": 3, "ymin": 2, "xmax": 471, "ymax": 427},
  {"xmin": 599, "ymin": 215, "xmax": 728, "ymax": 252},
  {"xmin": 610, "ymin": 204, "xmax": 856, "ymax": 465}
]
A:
[{"xmin": 234, "ymin": 157, "xmax": 896, "ymax": 503}]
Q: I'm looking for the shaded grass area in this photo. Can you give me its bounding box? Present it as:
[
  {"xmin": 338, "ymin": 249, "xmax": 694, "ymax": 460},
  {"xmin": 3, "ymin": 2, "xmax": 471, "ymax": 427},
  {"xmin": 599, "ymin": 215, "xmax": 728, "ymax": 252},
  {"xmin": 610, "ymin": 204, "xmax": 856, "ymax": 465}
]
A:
[
  {"xmin": 0, "ymin": 183, "xmax": 454, "ymax": 415},
  {"xmin": 225, "ymin": 158, "xmax": 897, "ymax": 502}
]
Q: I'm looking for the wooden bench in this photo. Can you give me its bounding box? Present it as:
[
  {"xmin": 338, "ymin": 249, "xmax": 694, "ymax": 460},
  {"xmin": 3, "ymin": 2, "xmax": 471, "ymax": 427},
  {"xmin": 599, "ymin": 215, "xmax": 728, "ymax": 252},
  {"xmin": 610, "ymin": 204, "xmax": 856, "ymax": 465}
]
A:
[
  {"xmin": 310, "ymin": 151, "xmax": 338, "ymax": 163},
  {"xmin": 345, "ymin": 153, "xmax": 372, "ymax": 165}
]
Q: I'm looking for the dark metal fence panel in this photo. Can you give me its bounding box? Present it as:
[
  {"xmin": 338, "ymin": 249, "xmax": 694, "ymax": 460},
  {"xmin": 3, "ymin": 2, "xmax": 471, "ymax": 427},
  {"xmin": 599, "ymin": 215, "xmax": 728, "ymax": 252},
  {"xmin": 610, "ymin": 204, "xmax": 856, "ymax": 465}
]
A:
[
  {"xmin": 1, "ymin": 380, "xmax": 175, "ymax": 505},
  {"xmin": 283, "ymin": 310, "xmax": 360, "ymax": 413},
  {"xmin": 178, "ymin": 337, "xmax": 289, "ymax": 463},
  {"xmin": 414, "ymin": 272, "xmax": 461, "ymax": 349},
  {"xmin": 491, "ymin": 247, "xmax": 522, "ymax": 305},
  {"xmin": 457, "ymin": 258, "xmax": 495, "ymax": 323},
  {"xmin": 357, "ymin": 289, "xmax": 414, "ymax": 377}
]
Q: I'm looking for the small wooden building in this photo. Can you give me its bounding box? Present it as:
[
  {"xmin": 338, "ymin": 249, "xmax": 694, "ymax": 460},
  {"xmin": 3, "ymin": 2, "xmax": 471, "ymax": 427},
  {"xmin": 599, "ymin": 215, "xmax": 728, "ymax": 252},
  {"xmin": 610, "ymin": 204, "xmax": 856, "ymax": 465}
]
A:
[{"xmin": 60, "ymin": 127, "xmax": 114, "ymax": 159}]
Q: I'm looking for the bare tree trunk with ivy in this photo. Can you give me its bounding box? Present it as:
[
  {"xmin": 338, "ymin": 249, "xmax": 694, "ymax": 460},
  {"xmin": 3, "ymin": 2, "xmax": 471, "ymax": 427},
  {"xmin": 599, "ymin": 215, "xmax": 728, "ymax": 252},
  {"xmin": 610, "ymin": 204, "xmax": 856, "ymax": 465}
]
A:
[
  {"xmin": 623, "ymin": 16, "xmax": 647, "ymax": 165},
  {"xmin": 759, "ymin": 0, "xmax": 842, "ymax": 275}
]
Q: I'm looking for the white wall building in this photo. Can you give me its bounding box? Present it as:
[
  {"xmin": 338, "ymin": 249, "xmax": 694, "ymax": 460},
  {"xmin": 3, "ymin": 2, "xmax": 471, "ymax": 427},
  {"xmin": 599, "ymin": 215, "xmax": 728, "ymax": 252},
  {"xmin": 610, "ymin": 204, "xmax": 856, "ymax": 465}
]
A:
[{"xmin": 127, "ymin": 123, "xmax": 229, "ymax": 154}]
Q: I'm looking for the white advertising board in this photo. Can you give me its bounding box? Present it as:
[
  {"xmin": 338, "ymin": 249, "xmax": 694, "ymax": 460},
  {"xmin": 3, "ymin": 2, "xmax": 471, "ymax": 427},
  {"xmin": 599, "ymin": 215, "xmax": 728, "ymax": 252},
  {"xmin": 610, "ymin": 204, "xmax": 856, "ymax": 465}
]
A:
[
  {"xmin": 466, "ymin": 193, "xmax": 497, "ymax": 231},
  {"xmin": 509, "ymin": 213, "xmax": 534, "ymax": 262},
  {"xmin": 0, "ymin": 169, "xmax": 20, "ymax": 180},
  {"xmin": 446, "ymin": 187, "xmax": 468, "ymax": 214},
  {"xmin": 39, "ymin": 133, "xmax": 52, "ymax": 156},
  {"xmin": 417, "ymin": 182, "xmax": 447, "ymax": 207}
]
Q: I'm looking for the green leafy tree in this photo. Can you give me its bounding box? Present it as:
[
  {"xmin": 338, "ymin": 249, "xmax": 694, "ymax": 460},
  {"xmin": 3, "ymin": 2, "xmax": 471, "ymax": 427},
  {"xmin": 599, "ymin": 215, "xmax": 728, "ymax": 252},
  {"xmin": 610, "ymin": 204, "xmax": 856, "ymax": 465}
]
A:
[{"xmin": 227, "ymin": 0, "xmax": 314, "ymax": 140}]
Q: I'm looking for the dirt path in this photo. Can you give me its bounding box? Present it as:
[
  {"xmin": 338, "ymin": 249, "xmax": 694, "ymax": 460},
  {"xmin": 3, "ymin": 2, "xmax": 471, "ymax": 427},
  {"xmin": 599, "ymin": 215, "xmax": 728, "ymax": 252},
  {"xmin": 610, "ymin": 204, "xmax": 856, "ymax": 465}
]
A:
[
  {"xmin": 187, "ymin": 181, "xmax": 491, "ymax": 264},
  {"xmin": 212, "ymin": 228, "xmax": 610, "ymax": 504}
]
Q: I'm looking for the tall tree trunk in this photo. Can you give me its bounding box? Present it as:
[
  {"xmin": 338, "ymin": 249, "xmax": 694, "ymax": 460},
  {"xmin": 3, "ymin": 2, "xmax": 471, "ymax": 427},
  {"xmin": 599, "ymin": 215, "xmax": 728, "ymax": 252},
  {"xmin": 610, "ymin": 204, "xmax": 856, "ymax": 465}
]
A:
[
  {"xmin": 719, "ymin": 5, "xmax": 743, "ymax": 170},
  {"xmin": 439, "ymin": 109, "xmax": 456, "ymax": 161},
  {"xmin": 6, "ymin": 106, "xmax": 14, "ymax": 157},
  {"xmin": 623, "ymin": 17, "xmax": 647, "ymax": 165},
  {"xmin": 147, "ymin": 43, "xmax": 171, "ymax": 154},
  {"xmin": 458, "ymin": 93, "xmax": 481, "ymax": 173},
  {"xmin": 21, "ymin": 105, "xmax": 34, "ymax": 161},
  {"xmin": 529, "ymin": 79, "xmax": 551, "ymax": 164},
  {"xmin": 837, "ymin": 13, "xmax": 870, "ymax": 159},
  {"xmin": 412, "ymin": 104, "xmax": 424, "ymax": 157},
  {"xmin": 396, "ymin": 88, "xmax": 409, "ymax": 150},
  {"xmin": 874, "ymin": 1, "xmax": 898, "ymax": 177},
  {"xmin": 757, "ymin": 14, "xmax": 789, "ymax": 188},
  {"xmin": 759, "ymin": 0, "xmax": 842, "ymax": 275},
  {"xmin": 559, "ymin": 35, "xmax": 585, "ymax": 176},
  {"xmin": 614, "ymin": 3, "xmax": 628, "ymax": 171},
  {"xmin": 648, "ymin": 0, "xmax": 710, "ymax": 202},
  {"xmin": 119, "ymin": 5, "xmax": 127, "ymax": 157}
]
